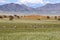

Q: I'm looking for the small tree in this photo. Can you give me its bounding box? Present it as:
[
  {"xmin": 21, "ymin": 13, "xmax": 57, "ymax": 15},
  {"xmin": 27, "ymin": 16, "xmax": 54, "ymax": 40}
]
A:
[
  {"xmin": 55, "ymin": 16, "xmax": 57, "ymax": 19},
  {"xmin": 58, "ymin": 18, "xmax": 60, "ymax": 20},
  {"xmin": 0, "ymin": 16, "xmax": 3, "ymax": 19},
  {"xmin": 3, "ymin": 15, "xmax": 7, "ymax": 18},
  {"xmin": 17, "ymin": 16, "xmax": 20, "ymax": 19},
  {"xmin": 37, "ymin": 18, "xmax": 40, "ymax": 20},
  {"xmin": 47, "ymin": 16, "xmax": 50, "ymax": 19},
  {"xmin": 14, "ymin": 15, "xmax": 20, "ymax": 19},
  {"xmin": 14, "ymin": 15, "xmax": 17, "ymax": 17},
  {"xmin": 9, "ymin": 15, "xmax": 14, "ymax": 20}
]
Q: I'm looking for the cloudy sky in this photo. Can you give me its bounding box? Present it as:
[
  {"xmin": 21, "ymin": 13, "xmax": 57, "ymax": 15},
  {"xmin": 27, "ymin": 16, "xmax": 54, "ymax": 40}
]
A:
[{"xmin": 0, "ymin": 0, "xmax": 60, "ymax": 8}]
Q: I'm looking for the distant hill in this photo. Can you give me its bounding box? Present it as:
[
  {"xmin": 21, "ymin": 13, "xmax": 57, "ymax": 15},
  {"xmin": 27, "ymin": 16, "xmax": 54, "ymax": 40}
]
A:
[
  {"xmin": 0, "ymin": 3, "xmax": 60, "ymax": 15},
  {"xmin": 36, "ymin": 3, "xmax": 60, "ymax": 14},
  {"xmin": 0, "ymin": 3, "xmax": 34, "ymax": 12}
]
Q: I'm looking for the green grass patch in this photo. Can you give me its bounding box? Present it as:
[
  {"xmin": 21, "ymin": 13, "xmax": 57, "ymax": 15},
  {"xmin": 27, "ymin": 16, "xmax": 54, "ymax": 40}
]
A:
[{"xmin": 0, "ymin": 19, "xmax": 60, "ymax": 40}]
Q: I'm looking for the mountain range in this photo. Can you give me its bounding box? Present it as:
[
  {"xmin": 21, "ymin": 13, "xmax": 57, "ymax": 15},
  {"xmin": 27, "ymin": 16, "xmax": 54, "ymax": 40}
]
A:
[
  {"xmin": 0, "ymin": 3, "xmax": 60, "ymax": 15},
  {"xmin": 0, "ymin": 3, "xmax": 34, "ymax": 12}
]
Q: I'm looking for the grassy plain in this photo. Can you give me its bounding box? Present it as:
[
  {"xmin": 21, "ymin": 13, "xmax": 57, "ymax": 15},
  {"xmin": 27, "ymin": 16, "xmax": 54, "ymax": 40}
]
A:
[{"xmin": 0, "ymin": 19, "xmax": 60, "ymax": 40}]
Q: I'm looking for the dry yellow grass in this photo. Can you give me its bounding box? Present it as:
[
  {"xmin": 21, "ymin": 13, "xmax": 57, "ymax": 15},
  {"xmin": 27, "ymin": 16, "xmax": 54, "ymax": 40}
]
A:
[{"xmin": 21, "ymin": 15, "xmax": 47, "ymax": 20}]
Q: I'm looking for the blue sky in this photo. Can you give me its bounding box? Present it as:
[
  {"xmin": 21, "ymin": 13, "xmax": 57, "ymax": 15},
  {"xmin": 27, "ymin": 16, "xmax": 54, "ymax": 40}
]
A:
[{"xmin": 0, "ymin": 0, "xmax": 60, "ymax": 8}]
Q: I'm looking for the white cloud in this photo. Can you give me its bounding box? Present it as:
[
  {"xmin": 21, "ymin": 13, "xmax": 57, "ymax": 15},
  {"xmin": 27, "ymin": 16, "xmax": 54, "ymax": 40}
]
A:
[
  {"xmin": 0, "ymin": 0, "xmax": 10, "ymax": 4},
  {"xmin": 0, "ymin": 0, "xmax": 6, "ymax": 3},
  {"xmin": 17, "ymin": 0, "xmax": 44, "ymax": 4}
]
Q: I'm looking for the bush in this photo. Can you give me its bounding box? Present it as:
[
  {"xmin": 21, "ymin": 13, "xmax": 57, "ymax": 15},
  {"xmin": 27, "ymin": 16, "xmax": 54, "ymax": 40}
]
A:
[
  {"xmin": 58, "ymin": 18, "xmax": 60, "ymax": 20},
  {"xmin": 9, "ymin": 15, "xmax": 14, "ymax": 20},
  {"xmin": 0, "ymin": 16, "xmax": 3, "ymax": 19},
  {"xmin": 47, "ymin": 16, "xmax": 50, "ymax": 19},
  {"xmin": 3, "ymin": 15, "xmax": 7, "ymax": 18},
  {"xmin": 17, "ymin": 16, "xmax": 20, "ymax": 19},
  {"xmin": 37, "ymin": 19, "xmax": 40, "ymax": 20},
  {"xmin": 55, "ymin": 16, "xmax": 57, "ymax": 19}
]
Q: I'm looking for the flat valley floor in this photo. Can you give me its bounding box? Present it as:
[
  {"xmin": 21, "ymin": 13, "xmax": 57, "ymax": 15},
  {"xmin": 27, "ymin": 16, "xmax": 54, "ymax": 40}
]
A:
[{"xmin": 0, "ymin": 19, "xmax": 60, "ymax": 40}]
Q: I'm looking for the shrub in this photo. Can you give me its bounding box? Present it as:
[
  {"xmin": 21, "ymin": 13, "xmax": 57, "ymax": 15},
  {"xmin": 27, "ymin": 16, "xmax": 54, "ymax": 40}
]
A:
[
  {"xmin": 47, "ymin": 16, "xmax": 50, "ymax": 19},
  {"xmin": 58, "ymin": 18, "xmax": 60, "ymax": 20},
  {"xmin": 9, "ymin": 15, "xmax": 14, "ymax": 20},
  {"xmin": 0, "ymin": 16, "xmax": 3, "ymax": 19},
  {"xmin": 55, "ymin": 16, "xmax": 57, "ymax": 19},
  {"xmin": 17, "ymin": 16, "xmax": 20, "ymax": 19},
  {"xmin": 37, "ymin": 19, "xmax": 40, "ymax": 20},
  {"xmin": 3, "ymin": 15, "xmax": 7, "ymax": 18}
]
